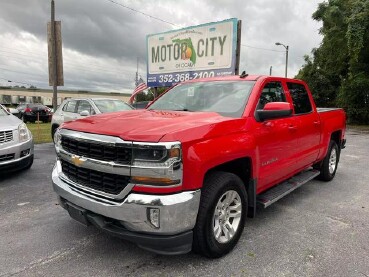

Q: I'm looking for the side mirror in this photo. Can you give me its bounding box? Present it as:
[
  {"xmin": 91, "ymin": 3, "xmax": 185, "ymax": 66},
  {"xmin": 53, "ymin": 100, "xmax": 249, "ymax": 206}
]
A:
[
  {"xmin": 256, "ymin": 102, "xmax": 292, "ymax": 121},
  {"xmin": 80, "ymin": 110, "xmax": 90, "ymax": 116}
]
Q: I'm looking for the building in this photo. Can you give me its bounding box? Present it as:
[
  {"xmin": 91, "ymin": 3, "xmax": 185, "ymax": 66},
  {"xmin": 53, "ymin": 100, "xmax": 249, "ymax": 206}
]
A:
[{"xmin": 0, "ymin": 86, "xmax": 131, "ymax": 106}]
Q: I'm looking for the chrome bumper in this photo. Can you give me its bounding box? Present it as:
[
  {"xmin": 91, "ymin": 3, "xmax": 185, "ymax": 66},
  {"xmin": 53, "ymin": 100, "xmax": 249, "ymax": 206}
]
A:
[
  {"xmin": 0, "ymin": 138, "xmax": 34, "ymax": 166},
  {"xmin": 52, "ymin": 164, "xmax": 201, "ymax": 235}
]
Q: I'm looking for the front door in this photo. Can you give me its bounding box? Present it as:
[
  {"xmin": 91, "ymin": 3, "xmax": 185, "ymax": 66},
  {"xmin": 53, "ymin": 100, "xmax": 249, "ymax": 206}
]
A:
[{"xmin": 253, "ymin": 81, "xmax": 299, "ymax": 193}]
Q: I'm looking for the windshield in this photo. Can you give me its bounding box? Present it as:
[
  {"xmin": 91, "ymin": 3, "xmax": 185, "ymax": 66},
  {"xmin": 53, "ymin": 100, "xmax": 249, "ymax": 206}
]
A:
[
  {"xmin": 148, "ymin": 80, "xmax": 255, "ymax": 118},
  {"xmin": 93, "ymin": 99, "xmax": 133, "ymax": 113}
]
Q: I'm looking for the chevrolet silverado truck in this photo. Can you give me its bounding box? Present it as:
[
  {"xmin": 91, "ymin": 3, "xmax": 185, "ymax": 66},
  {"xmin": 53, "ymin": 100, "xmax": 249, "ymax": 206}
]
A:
[{"xmin": 52, "ymin": 75, "xmax": 346, "ymax": 258}]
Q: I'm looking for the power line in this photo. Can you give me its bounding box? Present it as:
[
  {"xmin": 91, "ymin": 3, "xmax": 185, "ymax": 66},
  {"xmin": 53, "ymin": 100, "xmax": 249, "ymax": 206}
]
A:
[
  {"xmin": 0, "ymin": 67, "xmax": 47, "ymax": 77},
  {"xmin": 0, "ymin": 77, "xmax": 32, "ymax": 86},
  {"xmin": 102, "ymin": 2, "xmax": 285, "ymax": 53},
  {"xmin": 241, "ymin": 44, "xmax": 284, "ymax": 52},
  {"xmin": 104, "ymin": 0, "xmax": 179, "ymax": 27}
]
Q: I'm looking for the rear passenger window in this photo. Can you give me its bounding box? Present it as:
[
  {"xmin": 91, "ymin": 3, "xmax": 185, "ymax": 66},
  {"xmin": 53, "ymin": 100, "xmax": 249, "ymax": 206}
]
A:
[
  {"xmin": 63, "ymin": 100, "xmax": 77, "ymax": 113},
  {"xmin": 287, "ymin": 83, "xmax": 312, "ymax": 114}
]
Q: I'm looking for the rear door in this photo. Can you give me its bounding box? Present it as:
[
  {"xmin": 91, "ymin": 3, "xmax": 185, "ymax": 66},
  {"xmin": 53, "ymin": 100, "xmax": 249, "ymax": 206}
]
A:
[{"xmin": 287, "ymin": 82, "xmax": 321, "ymax": 168}]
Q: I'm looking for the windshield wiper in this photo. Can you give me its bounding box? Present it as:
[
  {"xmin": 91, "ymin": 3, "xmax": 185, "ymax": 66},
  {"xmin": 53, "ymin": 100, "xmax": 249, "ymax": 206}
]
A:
[{"xmin": 173, "ymin": 109, "xmax": 192, "ymax": 112}]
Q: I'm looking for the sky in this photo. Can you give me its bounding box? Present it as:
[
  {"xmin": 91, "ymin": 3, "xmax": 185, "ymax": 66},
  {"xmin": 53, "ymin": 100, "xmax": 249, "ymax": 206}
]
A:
[{"xmin": 0, "ymin": 0, "xmax": 323, "ymax": 94}]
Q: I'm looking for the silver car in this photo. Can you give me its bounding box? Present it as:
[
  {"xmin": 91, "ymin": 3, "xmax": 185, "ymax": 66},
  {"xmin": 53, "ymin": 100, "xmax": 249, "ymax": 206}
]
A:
[
  {"xmin": 51, "ymin": 98, "xmax": 133, "ymax": 140},
  {"xmin": 0, "ymin": 104, "xmax": 34, "ymax": 174}
]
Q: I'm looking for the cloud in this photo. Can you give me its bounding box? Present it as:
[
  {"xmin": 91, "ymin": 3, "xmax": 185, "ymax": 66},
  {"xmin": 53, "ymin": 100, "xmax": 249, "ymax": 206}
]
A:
[{"xmin": 0, "ymin": 0, "xmax": 322, "ymax": 91}]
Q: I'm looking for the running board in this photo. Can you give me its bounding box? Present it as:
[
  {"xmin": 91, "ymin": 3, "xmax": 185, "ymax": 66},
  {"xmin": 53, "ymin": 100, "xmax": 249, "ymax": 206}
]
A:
[{"xmin": 257, "ymin": 169, "xmax": 320, "ymax": 208}]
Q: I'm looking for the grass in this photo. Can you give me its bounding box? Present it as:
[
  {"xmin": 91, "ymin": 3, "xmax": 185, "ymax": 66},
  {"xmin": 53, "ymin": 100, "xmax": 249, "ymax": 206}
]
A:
[{"xmin": 26, "ymin": 122, "xmax": 52, "ymax": 144}]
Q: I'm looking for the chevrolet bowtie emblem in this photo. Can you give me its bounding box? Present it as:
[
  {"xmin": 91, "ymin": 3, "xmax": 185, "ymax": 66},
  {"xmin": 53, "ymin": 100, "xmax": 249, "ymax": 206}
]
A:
[{"xmin": 71, "ymin": 155, "xmax": 85, "ymax": 167}]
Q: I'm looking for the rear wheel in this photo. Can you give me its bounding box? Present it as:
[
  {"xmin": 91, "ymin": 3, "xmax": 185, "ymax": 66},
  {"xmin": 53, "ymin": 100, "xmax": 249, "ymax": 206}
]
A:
[
  {"xmin": 314, "ymin": 140, "xmax": 339, "ymax": 181},
  {"xmin": 193, "ymin": 172, "xmax": 247, "ymax": 258}
]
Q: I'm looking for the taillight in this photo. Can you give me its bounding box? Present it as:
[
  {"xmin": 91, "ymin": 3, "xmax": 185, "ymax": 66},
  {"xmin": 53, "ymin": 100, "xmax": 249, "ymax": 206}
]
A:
[{"xmin": 24, "ymin": 108, "xmax": 32, "ymax": 113}]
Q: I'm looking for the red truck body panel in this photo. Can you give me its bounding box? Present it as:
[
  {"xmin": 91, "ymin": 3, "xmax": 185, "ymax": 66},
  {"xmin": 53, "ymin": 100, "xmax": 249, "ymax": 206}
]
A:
[{"xmin": 62, "ymin": 75, "xmax": 346, "ymax": 195}]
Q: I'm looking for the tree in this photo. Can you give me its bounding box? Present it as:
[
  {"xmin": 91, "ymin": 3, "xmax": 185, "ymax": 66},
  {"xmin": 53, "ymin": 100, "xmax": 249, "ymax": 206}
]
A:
[{"xmin": 297, "ymin": 0, "xmax": 369, "ymax": 124}]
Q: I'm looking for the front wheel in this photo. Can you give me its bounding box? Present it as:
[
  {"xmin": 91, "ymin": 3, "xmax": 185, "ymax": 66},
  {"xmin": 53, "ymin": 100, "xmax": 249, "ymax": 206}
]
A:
[
  {"xmin": 193, "ymin": 171, "xmax": 247, "ymax": 258},
  {"xmin": 314, "ymin": 140, "xmax": 339, "ymax": 181}
]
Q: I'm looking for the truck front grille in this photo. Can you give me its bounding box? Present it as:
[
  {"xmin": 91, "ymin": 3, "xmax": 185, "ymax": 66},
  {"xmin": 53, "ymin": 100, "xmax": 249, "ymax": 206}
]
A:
[
  {"xmin": 61, "ymin": 160, "xmax": 130, "ymax": 195},
  {"xmin": 0, "ymin": 130, "xmax": 13, "ymax": 143},
  {"xmin": 61, "ymin": 136, "xmax": 132, "ymax": 165}
]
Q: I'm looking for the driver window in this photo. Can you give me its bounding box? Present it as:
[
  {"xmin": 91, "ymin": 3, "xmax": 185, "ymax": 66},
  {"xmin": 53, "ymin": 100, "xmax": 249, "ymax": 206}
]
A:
[
  {"xmin": 77, "ymin": 100, "xmax": 93, "ymax": 114},
  {"xmin": 257, "ymin": 81, "xmax": 286, "ymax": 110}
]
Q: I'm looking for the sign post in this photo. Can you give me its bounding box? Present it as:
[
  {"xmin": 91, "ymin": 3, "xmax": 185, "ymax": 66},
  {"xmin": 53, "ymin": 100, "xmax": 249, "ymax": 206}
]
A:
[
  {"xmin": 48, "ymin": 0, "xmax": 64, "ymax": 111},
  {"xmin": 146, "ymin": 18, "xmax": 240, "ymax": 87}
]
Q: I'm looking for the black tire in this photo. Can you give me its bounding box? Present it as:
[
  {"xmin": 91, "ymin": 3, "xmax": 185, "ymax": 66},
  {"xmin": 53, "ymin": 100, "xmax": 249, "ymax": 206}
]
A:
[
  {"xmin": 193, "ymin": 171, "xmax": 248, "ymax": 258},
  {"xmin": 314, "ymin": 140, "xmax": 340, "ymax": 181}
]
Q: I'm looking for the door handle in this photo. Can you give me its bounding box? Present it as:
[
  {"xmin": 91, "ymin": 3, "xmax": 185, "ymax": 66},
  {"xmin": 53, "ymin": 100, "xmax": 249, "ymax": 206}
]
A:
[
  {"xmin": 288, "ymin": 125, "xmax": 297, "ymax": 131},
  {"xmin": 313, "ymin": 121, "xmax": 321, "ymax": 126},
  {"xmin": 263, "ymin": 121, "xmax": 274, "ymax": 127}
]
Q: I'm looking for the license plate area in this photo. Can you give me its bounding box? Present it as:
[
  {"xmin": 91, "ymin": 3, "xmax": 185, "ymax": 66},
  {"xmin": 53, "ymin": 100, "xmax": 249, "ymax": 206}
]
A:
[{"xmin": 66, "ymin": 202, "xmax": 90, "ymax": 226}]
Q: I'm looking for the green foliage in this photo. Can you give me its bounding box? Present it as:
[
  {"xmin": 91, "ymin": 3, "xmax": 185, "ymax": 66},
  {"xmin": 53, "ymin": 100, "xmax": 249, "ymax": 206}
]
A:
[
  {"xmin": 172, "ymin": 38, "xmax": 196, "ymax": 64},
  {"xmin": 297, "ymin": 0, "xmax": 369, "ymax": 124},
  {"xmin": 135, "ymin": 91, "xmax": 154, "ymax": 102},
  {"xmin": 337, "ymin": 73, "xmax": 369, "ymax": 123}
]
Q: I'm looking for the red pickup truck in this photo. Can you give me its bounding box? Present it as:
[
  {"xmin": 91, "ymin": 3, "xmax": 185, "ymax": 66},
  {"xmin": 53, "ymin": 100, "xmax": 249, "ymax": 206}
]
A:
[{"xmin": 52, "ymin": 75, "xmax": 346, "ymax": 258}]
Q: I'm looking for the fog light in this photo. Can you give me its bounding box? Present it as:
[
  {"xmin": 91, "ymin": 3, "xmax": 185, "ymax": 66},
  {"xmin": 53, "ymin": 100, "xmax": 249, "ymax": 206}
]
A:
[
  {"xmin": 20, "ymin": 149, "xmax": 30, "ymax": 157},
  {"xmin": 147, "ymin": 208, "xmax": 160, "ymax": 229}
]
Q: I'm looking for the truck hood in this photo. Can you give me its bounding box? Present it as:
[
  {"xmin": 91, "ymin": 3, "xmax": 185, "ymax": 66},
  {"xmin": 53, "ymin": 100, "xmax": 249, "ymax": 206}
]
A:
[{"xmin": 62, "ymin": 110, "xmax": 246, "ymax": 142}]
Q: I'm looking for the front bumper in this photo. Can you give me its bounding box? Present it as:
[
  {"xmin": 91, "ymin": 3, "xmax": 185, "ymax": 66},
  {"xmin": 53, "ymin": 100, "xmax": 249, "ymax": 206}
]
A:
[
  {"xmin": 52, "ymin": 164, "xmax": 201, "ymax": 254},
  {"xmin": 0, "ymin": 138, "xmax": 34, "ymax": 172}
]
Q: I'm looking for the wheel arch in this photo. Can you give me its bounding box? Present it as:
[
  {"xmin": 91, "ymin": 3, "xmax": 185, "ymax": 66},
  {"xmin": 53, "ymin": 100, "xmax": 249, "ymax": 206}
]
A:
[{"xmin": 204, "ymin": 157, "xmax": 257, "ymax": 218}]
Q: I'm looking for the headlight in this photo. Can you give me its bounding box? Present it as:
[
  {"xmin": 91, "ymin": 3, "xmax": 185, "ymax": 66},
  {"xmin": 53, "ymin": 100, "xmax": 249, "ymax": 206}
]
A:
[
  {"xmin": 132, "ymin": 143, "xmax": 181, "ymax": 166},
  {"xmin": 54, "ymin": 128, "xmax": 62, "ymax": 152},
  {"xmin": 131, "ymin": 142, "xmax": 182, "ymax": 187},
  {"xmin": 18, "ymin": 123, "xmax": 31, "ymax": 142}
]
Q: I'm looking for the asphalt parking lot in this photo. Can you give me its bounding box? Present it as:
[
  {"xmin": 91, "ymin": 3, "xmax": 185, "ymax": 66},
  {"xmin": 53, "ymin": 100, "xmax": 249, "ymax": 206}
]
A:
[{"xmin": 1, "ymin": 130, "xmax": 368, "ymax": 277}]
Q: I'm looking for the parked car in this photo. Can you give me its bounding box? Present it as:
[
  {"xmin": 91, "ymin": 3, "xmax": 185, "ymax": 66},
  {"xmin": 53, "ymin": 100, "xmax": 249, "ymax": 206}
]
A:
[
  {"xmin": 7, "ymin": 107, "xmax": 21, "ymax": 118},
  {"xmin": 51, "ymin": 98, "xmax": 133, "ymax": 140},
  {"xmin": 16, "ymin": 103, "xmax": 52, "ymax": 123},
  {"xmin": 0, "ymin": 104, "xmax": 34, "ymax": 174}
]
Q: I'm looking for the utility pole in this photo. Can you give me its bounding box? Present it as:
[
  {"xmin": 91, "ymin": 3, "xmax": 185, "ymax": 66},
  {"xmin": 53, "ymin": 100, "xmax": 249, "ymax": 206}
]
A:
[
  {"xmin": 135, "ymin": 57, "xmax": 139, "ymax": 86},
  {"xmin": 275, "ymin": 42, "xmax": 289, "ymax": 78},
  {"xmin": 269, "ymin": 66, "xmax": 273, "ymax": 76},
  {"xmin": 51, "ymin": 0, "xmax": 58, "ymax": 111}
]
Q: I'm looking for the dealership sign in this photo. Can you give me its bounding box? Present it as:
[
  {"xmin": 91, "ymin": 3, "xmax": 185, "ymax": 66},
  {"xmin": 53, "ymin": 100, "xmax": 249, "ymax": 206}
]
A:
[{"xmin": 147, "ymin": 18, "xmax": 239, "ymax": 87}]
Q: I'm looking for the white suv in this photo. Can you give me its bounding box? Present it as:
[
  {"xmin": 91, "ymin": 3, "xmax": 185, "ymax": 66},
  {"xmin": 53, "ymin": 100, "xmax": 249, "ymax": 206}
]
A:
[{"xmin": 51, "ymin": 98, "xmax": 133, "ymax": 140}]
